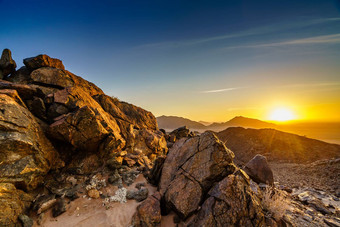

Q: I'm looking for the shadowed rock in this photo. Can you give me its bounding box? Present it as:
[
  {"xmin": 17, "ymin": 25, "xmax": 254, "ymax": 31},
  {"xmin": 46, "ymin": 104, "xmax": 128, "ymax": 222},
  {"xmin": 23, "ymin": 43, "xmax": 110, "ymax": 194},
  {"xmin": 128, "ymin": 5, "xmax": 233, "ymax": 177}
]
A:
[
  {"xmin": 0, "ymin": 49, "xmax": 16, "ymax": 78},
  {"xmin": 244, "ymin": 154, "xmax": 274, "ymax": 185}
]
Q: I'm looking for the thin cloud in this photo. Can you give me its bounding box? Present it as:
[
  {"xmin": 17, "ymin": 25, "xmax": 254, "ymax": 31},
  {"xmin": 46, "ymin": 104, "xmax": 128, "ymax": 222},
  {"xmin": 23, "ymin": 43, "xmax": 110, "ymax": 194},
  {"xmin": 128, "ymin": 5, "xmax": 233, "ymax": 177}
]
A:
[
  {"xmin": 200, "ymin": 87, "xmax": 245, "ymax": 93},
  {"xmin": 137, "ymin": 17, "xmax": 340, "ymax": 49},
  {"xmin": 245, "ymin": 33, "xmax": 340, "ymax": 48}
]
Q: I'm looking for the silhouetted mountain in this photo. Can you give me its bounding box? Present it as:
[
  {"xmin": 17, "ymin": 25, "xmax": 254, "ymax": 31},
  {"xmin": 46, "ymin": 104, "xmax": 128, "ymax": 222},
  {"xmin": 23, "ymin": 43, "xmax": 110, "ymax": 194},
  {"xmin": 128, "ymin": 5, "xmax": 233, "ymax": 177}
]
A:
[
  {"xmin": 157, "ymin": 115, "xmax": 206, "ymax": 131},
  {"xmin": 208, "ymin": 116, "xmax": 276, "ymax": 132},
  {"xmin": 157, "ymin": 115, "xmax": 276, "ymax": 132},
  {"xmin": 217, "ymin": 127, "xmax": 340, "ymax": 164}
]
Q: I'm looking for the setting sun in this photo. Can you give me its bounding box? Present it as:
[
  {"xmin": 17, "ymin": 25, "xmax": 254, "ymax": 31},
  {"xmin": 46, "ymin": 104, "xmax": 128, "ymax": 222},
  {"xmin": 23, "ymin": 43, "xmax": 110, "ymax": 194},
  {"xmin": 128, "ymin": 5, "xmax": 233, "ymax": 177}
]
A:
[{"xmin": 269, "ymin": 108, "xmax": 295, "ymax": 122}]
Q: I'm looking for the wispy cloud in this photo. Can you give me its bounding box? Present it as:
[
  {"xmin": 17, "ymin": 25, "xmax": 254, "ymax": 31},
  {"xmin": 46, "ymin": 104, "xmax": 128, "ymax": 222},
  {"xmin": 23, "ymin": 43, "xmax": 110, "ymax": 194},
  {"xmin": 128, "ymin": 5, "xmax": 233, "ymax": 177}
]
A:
[
  {"xmin": 234, "ymin": 33, "xmax": 340, "ymax": 49},
  {"xmin": 138, "ymin": 17, "xmax": 340, "ymax": 49},
  {"xmin": 200, "ymin": 86, "xmax": 245, "ymax": 93}
]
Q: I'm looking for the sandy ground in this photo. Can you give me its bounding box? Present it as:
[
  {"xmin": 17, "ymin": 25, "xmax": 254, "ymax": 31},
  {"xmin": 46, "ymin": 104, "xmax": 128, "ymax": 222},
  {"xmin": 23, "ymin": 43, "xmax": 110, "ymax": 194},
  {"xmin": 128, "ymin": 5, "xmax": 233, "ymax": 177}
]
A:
[{"xmin": 33, "ymin": 174, "xmax": 175, "ymax": 227}]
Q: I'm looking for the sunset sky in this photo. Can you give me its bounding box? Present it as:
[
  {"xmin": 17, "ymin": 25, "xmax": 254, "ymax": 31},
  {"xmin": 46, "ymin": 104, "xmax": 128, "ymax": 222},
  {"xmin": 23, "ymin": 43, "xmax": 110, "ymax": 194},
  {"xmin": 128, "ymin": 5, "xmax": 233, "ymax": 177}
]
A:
[{"xmin": 1, "ymin": 0, "xmax": 340, "ymax": 122}]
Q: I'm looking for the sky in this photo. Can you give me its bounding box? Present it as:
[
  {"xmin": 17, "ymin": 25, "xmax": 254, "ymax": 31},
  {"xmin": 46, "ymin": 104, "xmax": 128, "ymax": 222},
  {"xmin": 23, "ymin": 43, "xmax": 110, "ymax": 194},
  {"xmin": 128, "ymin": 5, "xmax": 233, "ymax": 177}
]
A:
[{"xmin": 1, "ymin": 0, "xmax": 340, "ymax": 122}]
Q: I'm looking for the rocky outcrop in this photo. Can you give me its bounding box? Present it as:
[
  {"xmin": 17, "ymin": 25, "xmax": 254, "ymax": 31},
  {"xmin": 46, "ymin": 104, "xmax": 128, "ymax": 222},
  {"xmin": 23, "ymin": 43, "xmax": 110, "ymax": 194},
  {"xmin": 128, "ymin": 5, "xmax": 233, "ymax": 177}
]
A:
[
  {"xmin": 0, "ymin": 50, "xmax": 167, "ymax": 225},
  {"xmin": 23, "ymin": 54, "xmax": 65, "ymax": 70},
  {"xmin": 244, "ymin": 154, "xmax": 274, "ymax": 185},
  {"xmin": 0, "ymin": 90, "xmax": 60, "ymax": 191},
  {"xmin": 0, "ymin": 49, "xmax": 16, "ymax": 79}
]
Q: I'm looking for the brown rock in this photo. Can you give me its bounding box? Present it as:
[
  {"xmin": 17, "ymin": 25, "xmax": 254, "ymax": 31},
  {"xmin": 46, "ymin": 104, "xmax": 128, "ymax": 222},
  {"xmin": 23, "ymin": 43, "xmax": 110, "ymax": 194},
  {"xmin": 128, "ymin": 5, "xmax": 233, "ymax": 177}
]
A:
[
  {"xmin": 0, "ymin": 49, "xmax": 16, "ymax": 78},
  {"xmin": 0, "ymin": 183, "xmax": 32, "ymax": 226},
  {"xmin": 159, "ymin": 132, "xmax": 235, "ymax": 219},
  {"xmin": 131, "ymin": 192, "xmax": 162, "ymax": 227},
  {"xmin": 7, "ymin": 66, "xmax": 31, "ymax": 84},
  {"xmin": 23, "ymin": 54, "xmax": 65, "ymax": 70},
  {"xmin": 88, "ymin": 189, "xmax": 100, "ymax": 199},
  {"xmin": 30, "ymin": 67, "xmax": 74, "ymax": 88},
  {"xmin": 148, "ymin": 156, "xmax": 166, "ymax": 186},
  {"xmin": 244, "ymin": 154, "xmax": 274, "ymax": 185},
  {"xmin": 0, "ymin": 79, "xmax": 41, "ymax": 100},
  {"xmin": 189, "ymin": 170, "xmax": 265, "ymax": 226},
  {"xmin": 0, "ymin": 92, "xmax": 60, "ymax": 190},
  {"xmin": 169, "ymin": 126, "xmax": 190, "ymax": 140}
]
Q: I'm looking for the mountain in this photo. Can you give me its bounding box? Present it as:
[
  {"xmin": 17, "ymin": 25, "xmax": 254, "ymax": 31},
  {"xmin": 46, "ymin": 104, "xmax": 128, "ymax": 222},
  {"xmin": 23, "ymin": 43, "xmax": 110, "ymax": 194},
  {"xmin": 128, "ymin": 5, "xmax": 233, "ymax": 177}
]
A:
[
  {"xmin": 157, "ymin": 115, "xmax": 206, "ymax": 131},
  {"xmin": 198, "ymin": 120, "xmax": 213, "ymax": 126},
  {"xmin": 217, "ymin": 127, "xmax": 340, "ymax": 164},
  {"xmin": 157, "ymin": 115, "xmax": 276, "ymax": 132},
  {"xmin": 208, "ymin": 116, "xmax": 276, "ymax": 132}
]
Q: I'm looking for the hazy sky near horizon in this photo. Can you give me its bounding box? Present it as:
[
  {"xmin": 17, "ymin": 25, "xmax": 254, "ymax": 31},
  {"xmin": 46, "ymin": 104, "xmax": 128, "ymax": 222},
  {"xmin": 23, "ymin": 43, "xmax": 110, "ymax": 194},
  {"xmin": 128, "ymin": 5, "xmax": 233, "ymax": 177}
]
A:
[{"xmin": 1, "ymin": 0, "xmax": 340, "ymax": 122}]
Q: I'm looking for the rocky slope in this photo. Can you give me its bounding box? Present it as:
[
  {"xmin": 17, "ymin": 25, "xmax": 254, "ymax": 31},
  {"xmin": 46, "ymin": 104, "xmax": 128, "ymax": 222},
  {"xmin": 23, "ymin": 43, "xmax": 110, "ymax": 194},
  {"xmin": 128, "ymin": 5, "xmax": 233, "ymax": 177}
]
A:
[
  {"xmin": 217, "ymin": 127, "xmax": 340, "ymax": 164},
  {"xmin": 0, "ymin": 49, "xmax": 167, "ymax": 226}
]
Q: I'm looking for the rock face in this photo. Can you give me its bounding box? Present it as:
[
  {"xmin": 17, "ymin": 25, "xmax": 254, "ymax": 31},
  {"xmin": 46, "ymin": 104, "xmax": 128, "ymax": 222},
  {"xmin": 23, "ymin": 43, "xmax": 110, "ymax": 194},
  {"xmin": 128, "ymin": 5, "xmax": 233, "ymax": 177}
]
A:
[
  {"xmin": 131, "ymin": 192, "xmax": 162, "ymax": 227},
  {"xmin": 244, "ymin": 154, "xmax": 274, "ymax": 185},
  {"xmin": 23, "ymin": 54, "xmax": 65, "ymax": 70},
  {"xmin": 0, "ymin": 50, "xmax": 167, "ymax": 225},
  {"xmin": 0, "ymin": 49, "xmax": 16, "ymax": 79}
]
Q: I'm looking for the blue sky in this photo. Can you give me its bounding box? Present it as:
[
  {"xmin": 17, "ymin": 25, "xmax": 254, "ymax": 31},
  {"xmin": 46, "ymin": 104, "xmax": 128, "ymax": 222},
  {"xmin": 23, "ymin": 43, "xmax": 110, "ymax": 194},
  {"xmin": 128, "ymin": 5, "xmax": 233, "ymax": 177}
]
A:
[{"xmin": 1, "ymin": 0, "xmax": 340, "ymax": 121}]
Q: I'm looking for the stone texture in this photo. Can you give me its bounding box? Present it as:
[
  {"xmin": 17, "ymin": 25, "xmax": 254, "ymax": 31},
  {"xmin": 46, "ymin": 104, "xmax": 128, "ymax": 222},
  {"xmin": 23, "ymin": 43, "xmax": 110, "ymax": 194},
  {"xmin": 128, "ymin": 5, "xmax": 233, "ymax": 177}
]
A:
[
  {"xmin": 189, "ymin": 170, "xmax": 265, "ymax": 226},
  {"xmin": 0, "ymin": 49, "xmax": 16, "ymax": 78},
  {"xmin": 159, "ymin": 132, "xmax": 235, "ymax": 219},
  {"xmin": 0, "ymin": 183, "xmax": 32, "ymax": 226},
  {"xmin": 23, "ymin": 54, "xmax": 65, "ymax": 70},
  {"xmin": 30, "ymin": 67, "xmax": 74, "ymax": 88},
  {"xmin": 131, "ymin": 192, "xmax": 162, "ymax": 227},
  {"xmin": 244, "ymin": 154, "xmax": 274, "ymax": 185},
  {"xmin": 0, "ymin": 92, "xmax": 60, "ymax": 190}
]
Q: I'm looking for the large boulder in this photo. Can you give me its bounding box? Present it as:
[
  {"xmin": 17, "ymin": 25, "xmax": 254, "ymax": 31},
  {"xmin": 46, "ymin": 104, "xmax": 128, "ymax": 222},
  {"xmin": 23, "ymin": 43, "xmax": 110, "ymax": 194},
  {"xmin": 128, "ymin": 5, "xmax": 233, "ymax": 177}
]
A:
[
  {"xmin": 23, "ymin": 54, "xmax": 65, "ymax": 70},
  {"xmin": 159, "ymin": 132, "xmax": 235, "ymax": 218},
  {"xmin": 244, "ymin": 154, "xmax": 274, "ymax": 185},
  {"xmin": 0, "ymin": 49, "xmax": 16, "ymax": 78},
  {"xmin": 0, "ymin": 90, "xmax": 60, "ymax": 190},
  {"xmin": 188, "ymin": 170, "xmax": 265, "ymax": 226}
]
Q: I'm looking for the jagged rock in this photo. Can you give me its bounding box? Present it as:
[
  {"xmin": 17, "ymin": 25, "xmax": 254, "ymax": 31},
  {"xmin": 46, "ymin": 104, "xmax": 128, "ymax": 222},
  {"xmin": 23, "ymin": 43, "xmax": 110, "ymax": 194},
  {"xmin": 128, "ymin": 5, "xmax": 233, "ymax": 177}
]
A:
[
  {"xmin": 0, "ymin": 79, "xmax": 41, "ymax": 100},
  {"xmin": 52, "ymin": 198, "xmax": 66, "ymax": 217},
  {"xmin": 127, "ymin": 187, "xmax": 149, "ymax": 202},
  {"xmin": 169, "ymin": 126, "xmax": 190, "ymax": 140},
  {"xmin": 26, "ymin": 96, "xmax": 47, "ymax": 120},
  {"xmin": 159, "ymin": 132, "xmax": 235, "ymax": 218},
  {"xmin": 30, "ymin": 67, "xmax": 74, "ymax": 88},
  {"xmin": 23, "ymin": 54, "xmax": 65, "ymax": 70},
  {"xmin": 121, "ymin": 169, "xmax": 139, "ymax": 186},
  {"xmin": 0, "ymin": 49, "xmax": 16, "ymax": 78},
  {"xmin": 7, "ymin": 66, "xmax": 30, "ymax": 84},
  {"xmin": 324, "ymin": 218, "xmax": 340, "ymax": 227},
  {"xmin": 244, "ymin": 154, "xmax": 274, "ymax": 185},
  {"xmin": 0, "ymin": 92, "xmax": 60, "ymax": 190},
  {"xmin": 18, "ymin": 214, "xmax": 33, "ymax": 227},
  {"xmin": 189, "ymin": 170, "xmax": 265, "ymax": 226},
  {"xmin": 0, "ymin": 183, "xmax": 32, "ymax": 226},
  {"xmin": 131, "ymin": 192, "xmax": 162, "ymax": 227}
]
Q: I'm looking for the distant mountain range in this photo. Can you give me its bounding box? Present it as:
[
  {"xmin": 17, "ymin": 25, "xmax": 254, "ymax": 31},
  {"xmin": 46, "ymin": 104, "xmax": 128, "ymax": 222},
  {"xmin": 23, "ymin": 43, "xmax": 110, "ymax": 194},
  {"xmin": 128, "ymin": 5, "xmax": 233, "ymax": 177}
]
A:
[
  {"xmin": 217, "ymin": 127, "xmax": 340, "ymax": 164},
  {"xmin": 157, "ymin": 115, "xmax": 276, "ymax": 132}
]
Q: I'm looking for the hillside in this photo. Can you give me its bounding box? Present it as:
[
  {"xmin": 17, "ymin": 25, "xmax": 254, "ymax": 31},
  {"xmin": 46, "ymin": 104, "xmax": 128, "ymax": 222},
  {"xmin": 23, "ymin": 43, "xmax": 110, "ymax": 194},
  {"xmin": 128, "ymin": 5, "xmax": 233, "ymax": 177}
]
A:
[
  {"xmin": 217, "ymin": 127, "xmax": 340, "ymax": 164},
  {"xmin": 156, "ymin": 115, "xmax": 206, "ymax": 131},
  {"xmin": 157, "ymin": 115, "xmax": 276, "ymax": 132}
]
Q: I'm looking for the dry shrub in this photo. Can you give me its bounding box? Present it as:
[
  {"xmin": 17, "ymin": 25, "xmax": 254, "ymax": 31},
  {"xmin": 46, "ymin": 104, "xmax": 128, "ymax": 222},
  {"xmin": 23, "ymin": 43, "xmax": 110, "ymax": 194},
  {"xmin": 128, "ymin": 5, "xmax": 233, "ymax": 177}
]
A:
[{"xmin": 261, "ymin": 186, "xmax": 289, "ymax": 220}]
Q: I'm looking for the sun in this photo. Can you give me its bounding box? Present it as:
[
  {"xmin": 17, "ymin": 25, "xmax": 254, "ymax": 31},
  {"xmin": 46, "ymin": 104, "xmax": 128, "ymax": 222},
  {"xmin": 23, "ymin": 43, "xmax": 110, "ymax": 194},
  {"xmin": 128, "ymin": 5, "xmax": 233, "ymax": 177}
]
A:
[{"xmin": 269, "ymin": 107, "xmax": 295, "ymax": 122}]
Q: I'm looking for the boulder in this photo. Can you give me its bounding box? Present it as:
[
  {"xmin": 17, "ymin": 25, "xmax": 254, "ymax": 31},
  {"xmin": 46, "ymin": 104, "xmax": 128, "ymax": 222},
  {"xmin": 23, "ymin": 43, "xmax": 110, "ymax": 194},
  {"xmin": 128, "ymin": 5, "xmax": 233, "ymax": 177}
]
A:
[
  {"xmin": 126, "ymin": 187, "xmax": 149, "ymax": 202},
  {"xmin": 18, "ymin": 214, "xmax": 33, "ymax": 227},
  {"xmin": 0, "ymin": 49, "xmax": 16, "ymax": 78},
  {"xmin": 30, "ymin": 67, "xmax": 75, "ymax": 88},
  {"xmin": 0, "ymin": 91, "xmax": 60, "ymax": 190},
  {"xmin": 169, "ymin": 126, "xmax": 190, "ymax": 140},
  {"xmin": 159, "ymin": 132, "xmax": 235, "ymax": 218},
  {"xmin": 189, "ymin": 170, "xmax": 265, "ymax": 226},
  {"xmin": 7, "ymin": 66, "xmax": 30, "ymax": 84},
  {"xmin": 23, "ymin": 54, "xmax": 65, "ymax": 70},
  {"xmin": 0, "ymin": 183, "xmax": 32, "ymax": 226},
  {"xmin": 244, "ymin": 154, "xmax": 274, "ymax": 185},
  {"xmin": 131, "ymin": 192, "xmax": 162, "ymax": 227}
]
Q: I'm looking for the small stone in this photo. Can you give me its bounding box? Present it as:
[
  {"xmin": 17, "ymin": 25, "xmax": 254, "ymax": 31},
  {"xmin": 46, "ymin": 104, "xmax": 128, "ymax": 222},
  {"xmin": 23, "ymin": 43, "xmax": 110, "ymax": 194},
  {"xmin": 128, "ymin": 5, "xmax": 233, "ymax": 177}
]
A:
[
  {"xmin": 88, "ymin": 189, "xmax": 100, "ymax": 199},
  {"xmin": 135, "ymin": 182, "xmax": 146, "ymax": 190},
  {"xmin": 52, "ymin": 198, "xmax": 66, "ymax": 217},
  {"xmin": 18, "ymin": 214, "xmax": 33, "ymax": 227},
  {"xmin": 126, "ymin": 187, "xmax": 149, "ymax": 202}
]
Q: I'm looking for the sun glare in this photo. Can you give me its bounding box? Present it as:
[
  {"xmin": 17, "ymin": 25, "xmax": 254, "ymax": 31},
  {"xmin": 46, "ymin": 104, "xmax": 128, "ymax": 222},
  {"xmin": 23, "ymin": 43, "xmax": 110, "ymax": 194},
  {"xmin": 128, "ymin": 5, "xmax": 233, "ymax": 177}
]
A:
[{"xmin": 269, "ymin": 108, "xmax": 295, "ymax": 122}]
